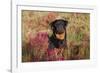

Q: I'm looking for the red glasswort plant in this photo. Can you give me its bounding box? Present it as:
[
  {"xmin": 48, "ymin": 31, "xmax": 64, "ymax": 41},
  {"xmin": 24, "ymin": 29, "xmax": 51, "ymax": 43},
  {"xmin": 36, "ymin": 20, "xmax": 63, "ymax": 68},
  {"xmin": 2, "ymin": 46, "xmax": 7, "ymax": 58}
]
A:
[
  {"xmin": 46, "ymin": 48, "xmax": 64, "ymax": 61},
  {"xmin": 29, "ymin": 32, "xmax": 49, "ymax": 61},
  {"xmin": 29, "ymin": 32, "xmax": 64, "ymax": 61}
]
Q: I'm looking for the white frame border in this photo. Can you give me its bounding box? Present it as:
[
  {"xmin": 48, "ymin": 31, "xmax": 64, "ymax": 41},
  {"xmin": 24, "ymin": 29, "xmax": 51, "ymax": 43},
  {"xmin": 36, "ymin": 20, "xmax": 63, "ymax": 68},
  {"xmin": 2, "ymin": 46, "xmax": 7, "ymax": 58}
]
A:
[{"xmin": 11, "ymin": 3, "xmax": 97, "ymax": 73}]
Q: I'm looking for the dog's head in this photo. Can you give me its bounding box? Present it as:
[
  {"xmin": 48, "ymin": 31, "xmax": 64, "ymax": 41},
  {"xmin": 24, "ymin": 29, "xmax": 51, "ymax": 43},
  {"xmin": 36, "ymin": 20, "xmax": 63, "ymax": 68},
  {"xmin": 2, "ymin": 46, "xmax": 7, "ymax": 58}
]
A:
[{"xmin": 50, "ymin": 19, "xmax": 68, "ymax": 40}]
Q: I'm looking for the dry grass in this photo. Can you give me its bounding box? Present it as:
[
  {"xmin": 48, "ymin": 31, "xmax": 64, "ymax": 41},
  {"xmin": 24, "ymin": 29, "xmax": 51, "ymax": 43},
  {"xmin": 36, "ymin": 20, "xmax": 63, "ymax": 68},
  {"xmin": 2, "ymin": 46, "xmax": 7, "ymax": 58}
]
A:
[{"xmin": 22, "ymin": 10, "xmax": 90, "ymax": 62}]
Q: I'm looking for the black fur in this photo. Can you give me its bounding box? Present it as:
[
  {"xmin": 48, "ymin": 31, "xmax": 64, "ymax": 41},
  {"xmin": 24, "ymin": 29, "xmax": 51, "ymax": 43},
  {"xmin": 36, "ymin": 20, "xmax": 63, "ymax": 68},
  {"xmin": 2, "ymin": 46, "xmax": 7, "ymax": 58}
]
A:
[{"xmin": 48, "ymin": 19, "xmax": 68, "ymax": 49}]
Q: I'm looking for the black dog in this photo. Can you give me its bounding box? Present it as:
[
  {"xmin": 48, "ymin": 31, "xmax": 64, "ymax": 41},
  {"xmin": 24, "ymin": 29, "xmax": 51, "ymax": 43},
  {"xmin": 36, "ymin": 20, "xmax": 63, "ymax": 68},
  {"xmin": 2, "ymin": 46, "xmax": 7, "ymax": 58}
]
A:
[{"xmin": 48, "ymin": 19, "xmax": 68, "ymax": 49}]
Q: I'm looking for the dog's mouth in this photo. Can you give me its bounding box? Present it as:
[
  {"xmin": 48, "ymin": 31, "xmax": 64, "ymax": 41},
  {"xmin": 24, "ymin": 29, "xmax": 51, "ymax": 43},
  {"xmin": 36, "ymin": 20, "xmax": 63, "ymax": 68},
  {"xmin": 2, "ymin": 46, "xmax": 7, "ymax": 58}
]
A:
[{"xmin": 55, "ymin": 32, "xmax": 65, "ymax": 40}]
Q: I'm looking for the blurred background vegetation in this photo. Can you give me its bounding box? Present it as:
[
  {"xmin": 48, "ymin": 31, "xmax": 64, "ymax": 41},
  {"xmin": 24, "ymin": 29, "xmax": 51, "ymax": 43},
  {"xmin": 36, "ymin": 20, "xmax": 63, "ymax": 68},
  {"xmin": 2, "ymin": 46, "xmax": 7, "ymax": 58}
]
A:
[{"xmin": 22, "ymin": 10, "xmax": 90, "ymax": 62}]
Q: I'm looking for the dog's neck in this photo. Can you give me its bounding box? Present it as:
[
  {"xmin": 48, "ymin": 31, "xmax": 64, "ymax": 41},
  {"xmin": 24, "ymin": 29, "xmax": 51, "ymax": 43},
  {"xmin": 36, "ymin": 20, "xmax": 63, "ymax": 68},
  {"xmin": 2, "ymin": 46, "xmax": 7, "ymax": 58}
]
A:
[{"xmin": 50, "ymin": 35, "xmax": 67, "ymax": 49}]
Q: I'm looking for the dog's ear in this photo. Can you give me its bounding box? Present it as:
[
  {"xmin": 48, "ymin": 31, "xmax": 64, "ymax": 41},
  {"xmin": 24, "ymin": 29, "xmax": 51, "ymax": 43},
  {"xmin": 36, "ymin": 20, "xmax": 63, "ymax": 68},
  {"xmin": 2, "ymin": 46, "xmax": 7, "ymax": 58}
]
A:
[
  {"xmin": 50, "ymin": 21, "xmax": 55, "ymax": 30},
  {"xmin": 63, "ymin": 20, "xmax": 68, "ymax": 27}
]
